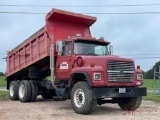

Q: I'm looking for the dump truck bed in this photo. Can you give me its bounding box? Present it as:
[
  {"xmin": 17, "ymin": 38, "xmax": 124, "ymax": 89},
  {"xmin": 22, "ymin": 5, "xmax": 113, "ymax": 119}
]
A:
[{"xmin": 6, "ymin": 27, "xmax": 51, "ymax": 78}]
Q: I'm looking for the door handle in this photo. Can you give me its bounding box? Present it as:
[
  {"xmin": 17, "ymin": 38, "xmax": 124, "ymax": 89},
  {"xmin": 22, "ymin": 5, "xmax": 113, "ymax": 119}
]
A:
[{"xmin": 57, "ymin": 65, "xmax": 60, "ymax": 68}]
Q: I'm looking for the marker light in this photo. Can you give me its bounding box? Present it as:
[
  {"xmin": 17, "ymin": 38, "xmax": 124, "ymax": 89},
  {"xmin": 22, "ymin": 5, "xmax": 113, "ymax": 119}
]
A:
[
  {"xmin": 137, "ymin": 65, "xmax": 140, "ymax": 69},
  {"xmin": 90, "ymin": 63, "xmax": 95, "ymax": 67},
  {"xmin": 99, "ymin": 37, "xmax": 104, "ymax": 40}
]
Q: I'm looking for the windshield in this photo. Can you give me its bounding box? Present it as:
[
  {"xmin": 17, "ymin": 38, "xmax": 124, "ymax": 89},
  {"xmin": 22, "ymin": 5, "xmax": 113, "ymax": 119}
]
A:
[{"xmin": 74, "ymin": 40, "xmax": 111, "ymax": 56}]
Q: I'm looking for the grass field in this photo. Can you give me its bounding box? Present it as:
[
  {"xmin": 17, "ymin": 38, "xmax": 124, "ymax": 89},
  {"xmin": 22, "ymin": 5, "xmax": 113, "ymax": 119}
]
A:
[
  {"xmin": 0, "ymin": 76, "xmax": 6, "ymax": 87},
  {"xmin": 0, "ymin": 91, "xmax": 9, "ymax": 101},
  {"xmin": 143, "ymin": 92, "xmax": 160, "ymax": 102},
  {"xmin": 142, "ymin": 79, "xmax": 153, "ymax": 90},
  {"xmin": 142, "ymin": 79, "xmax": 160, "ymax": 102},
  {"xmin": 142, "ymin": 79, "xmax": 160, "ymax": 90}
]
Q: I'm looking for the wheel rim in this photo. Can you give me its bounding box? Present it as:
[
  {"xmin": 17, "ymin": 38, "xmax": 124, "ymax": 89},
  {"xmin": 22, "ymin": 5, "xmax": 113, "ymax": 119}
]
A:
[
  {"xmin": 19, "ymin": 83, "xmax": 25, "ymax": 99},
  {"xmin": 9, "ymin": 85, "xmax": 14, "ymax": 97},
  {"xmin": 74, "ymin": 88, "xmax": 85, "ymax": 108}
]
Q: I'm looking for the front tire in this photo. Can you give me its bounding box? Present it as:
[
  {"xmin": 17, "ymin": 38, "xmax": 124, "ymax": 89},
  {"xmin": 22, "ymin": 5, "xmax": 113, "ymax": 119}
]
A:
[
  {"xmin": 9, "ymin": 81, "xmax": 19, "ymax": 100},
  {"xmin": 18, "ymin": 80, "xmax": 31, "ymax": 102},
  {"xmin": 118, "ymin": 96, "xmax": 142, "ymax": 110},
  {"xmin": 71, "ymin": 82, "xmax": 96, "ymax": 114}
]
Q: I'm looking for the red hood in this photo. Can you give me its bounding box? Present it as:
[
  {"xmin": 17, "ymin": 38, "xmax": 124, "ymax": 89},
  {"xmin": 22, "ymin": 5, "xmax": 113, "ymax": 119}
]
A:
[{"xmin": 78, "ymin": 55, "xmax": 134, "ymax": 66}]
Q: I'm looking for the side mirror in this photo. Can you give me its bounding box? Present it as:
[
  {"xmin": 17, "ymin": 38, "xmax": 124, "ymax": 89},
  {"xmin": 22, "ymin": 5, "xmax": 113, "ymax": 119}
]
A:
[
  {"xmin": 107, "ymin": 45, "xmax": 113, "ymax": 55},
  {"xmin": 56, "ymin": 41, "xmax": 63, "ymax": 53}
]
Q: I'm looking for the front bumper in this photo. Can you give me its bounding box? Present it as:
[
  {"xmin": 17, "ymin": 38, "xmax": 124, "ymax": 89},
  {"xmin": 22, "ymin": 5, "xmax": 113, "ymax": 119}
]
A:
[{"xmin": 94, "ymin": 87, "xmax": 146, "ymax": 98}]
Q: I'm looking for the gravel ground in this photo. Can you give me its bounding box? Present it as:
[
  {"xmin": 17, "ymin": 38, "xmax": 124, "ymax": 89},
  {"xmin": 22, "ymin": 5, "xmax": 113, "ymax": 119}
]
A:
[{"xmin": 0, "ymin": 97, "xmax": 160, "ymax": 120}]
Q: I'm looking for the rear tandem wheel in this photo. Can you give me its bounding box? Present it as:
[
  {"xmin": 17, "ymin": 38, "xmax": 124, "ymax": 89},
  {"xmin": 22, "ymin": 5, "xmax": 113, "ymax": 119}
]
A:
[{"xmin": 9, "ymin": 81, "xmax": 19, "ymax": 100}]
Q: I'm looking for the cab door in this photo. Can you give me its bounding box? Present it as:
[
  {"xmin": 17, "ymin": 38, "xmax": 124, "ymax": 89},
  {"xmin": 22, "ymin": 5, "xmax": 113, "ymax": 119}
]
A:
[{"xmin": 56, "ymin": 41, "xmax": 73, "ymax": 79}]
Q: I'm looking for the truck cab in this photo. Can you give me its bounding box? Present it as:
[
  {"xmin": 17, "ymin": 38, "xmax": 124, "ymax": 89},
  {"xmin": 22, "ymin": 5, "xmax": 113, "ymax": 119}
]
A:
[
  {"xmin": 54, "ymin": 36, "xmax": 146, "ymax": 114},
  {"xmin": 56, "ymin": 37, "xmax": 112, "ymax": 79},
  {"xmin": 56, "ymin": 36, "xmax": 143, "ymax": 87}
]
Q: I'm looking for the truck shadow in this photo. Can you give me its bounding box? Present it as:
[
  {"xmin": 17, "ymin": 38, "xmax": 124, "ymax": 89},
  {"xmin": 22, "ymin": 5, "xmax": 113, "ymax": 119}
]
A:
[
  {"xmin": 36, "ymin": 97, "xmax": 67, "ymax": 102},
  {"xmin": 36, "ymin": 97, "xmax": 124, "ymax": 115},
  {"xmin": 91, "ymin": 105, "xmax": 123, "ymax": 115}
]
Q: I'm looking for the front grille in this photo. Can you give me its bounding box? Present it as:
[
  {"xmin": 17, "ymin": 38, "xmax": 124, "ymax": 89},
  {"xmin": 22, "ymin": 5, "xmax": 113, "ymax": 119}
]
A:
[{"xmin": 107, "ymin": 61, "xmax": 134, "ymax": 82}]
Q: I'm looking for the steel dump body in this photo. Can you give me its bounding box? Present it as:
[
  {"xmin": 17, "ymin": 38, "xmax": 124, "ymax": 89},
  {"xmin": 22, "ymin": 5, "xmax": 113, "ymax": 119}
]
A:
[{"xmin": 6, "ymin": 9, "xmax": 96, "ymax": 78}]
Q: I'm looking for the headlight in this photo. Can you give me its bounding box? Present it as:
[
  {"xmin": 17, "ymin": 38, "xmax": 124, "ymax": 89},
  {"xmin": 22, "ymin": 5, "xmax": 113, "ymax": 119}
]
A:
[
  {"xmin": 94, "ymin": 73, "xmax": 101, "ymax": 80},
  {"xmin": 137, "ymin": 74, "xmax": 143, "ymax": 80}
]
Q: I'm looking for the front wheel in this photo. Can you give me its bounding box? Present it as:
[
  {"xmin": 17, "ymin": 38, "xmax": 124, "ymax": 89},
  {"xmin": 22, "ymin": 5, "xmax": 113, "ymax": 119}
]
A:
[
  {"xmin": 118, "ymin": 96, "xmax": 142, "ymax": 110},
  {"xmin": 71, "ymin": 82, "xmax": 96, "ymax": 114}
]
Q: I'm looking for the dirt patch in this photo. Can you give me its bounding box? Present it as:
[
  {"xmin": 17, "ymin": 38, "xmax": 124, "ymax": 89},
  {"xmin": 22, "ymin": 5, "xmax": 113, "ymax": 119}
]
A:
[{"xmin": 0, "ymin": 97, "xmax": 160, "ymax": 120}]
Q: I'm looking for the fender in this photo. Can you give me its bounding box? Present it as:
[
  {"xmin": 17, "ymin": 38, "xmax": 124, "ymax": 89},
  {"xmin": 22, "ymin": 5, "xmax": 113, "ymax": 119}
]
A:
[{"xmin": 68, "ymin": 71, "xmax": 92, "ymax": 87}]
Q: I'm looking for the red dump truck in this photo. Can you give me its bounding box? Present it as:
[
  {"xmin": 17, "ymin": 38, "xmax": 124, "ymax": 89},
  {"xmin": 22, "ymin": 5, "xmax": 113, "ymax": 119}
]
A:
[{"xmin": 5, "ymin": 8, "xmax": 146, "ymax": 114}]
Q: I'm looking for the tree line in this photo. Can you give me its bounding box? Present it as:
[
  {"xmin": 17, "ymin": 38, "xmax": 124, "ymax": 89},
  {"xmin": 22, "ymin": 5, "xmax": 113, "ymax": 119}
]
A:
[
  {"xmin": 0, "ymin": 72, "xmax": 4, "ymax": 76},
  {"xmin": 143, "ymin": 61, "xmax": 160, "ymax": 79}
]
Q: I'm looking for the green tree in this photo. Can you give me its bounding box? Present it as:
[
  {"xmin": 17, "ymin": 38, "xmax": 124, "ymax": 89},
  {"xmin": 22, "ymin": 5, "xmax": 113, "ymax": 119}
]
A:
[
  {"xmin": 0, "ymin": 72, "xmax": 4, "ymax": 76},
  {"xmin": 142, "ymin": 70, "xmax": 146, "ymax": 78},
  {"xmin": 145, "ymin": 61, "xmax": 160, "ymax": 79}
]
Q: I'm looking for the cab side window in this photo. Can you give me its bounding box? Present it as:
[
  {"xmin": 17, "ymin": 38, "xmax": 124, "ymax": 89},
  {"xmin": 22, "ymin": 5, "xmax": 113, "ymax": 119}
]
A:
[{"xmin": 62, "ymin": 41, "xmax": 72, "ymax": 56}]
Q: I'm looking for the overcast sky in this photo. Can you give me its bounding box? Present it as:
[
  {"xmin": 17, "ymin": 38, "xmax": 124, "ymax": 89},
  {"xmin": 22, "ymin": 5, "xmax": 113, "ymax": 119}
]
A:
[{"xmin": 0, "ymin": 0, "xmax": 160, "ymax": 73}]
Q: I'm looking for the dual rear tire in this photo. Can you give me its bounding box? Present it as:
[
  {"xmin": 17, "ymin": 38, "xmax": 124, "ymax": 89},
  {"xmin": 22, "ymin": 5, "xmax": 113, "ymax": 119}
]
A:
[
  {"xmin": 9, "ymin": 81, "xmax": 19, "ymax": 100},
  {"xmin": 9, "ymin": 80, "xmax": 38, "ymax": 102}
]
